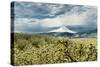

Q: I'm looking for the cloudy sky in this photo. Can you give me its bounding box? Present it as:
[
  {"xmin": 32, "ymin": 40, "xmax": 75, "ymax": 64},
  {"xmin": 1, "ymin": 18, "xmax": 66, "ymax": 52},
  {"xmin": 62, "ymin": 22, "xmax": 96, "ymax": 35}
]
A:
[{"xmin": 11, "ymin": 2, "xmax": 97, "ymax": 33}]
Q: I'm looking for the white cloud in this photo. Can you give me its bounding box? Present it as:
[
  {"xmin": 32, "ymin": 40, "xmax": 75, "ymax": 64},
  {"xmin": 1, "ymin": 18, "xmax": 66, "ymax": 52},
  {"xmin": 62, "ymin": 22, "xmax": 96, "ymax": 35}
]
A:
[
  {"xmin": 40, "ymin": 12, "xmax": 86, "ymax": 27},
  {"xmin": 46, "ymin": 4, "xmax": 65, "ymax": 16},
  {"xmin": 15, "ymin": 18, "xmax": 39, "ymax": 26},
  {"xmin": 40, "ymin": 6, "xmax": 97, "ymax": 27},
  {"xmin": 14, "ymin": 18, "xmax": 40, "ymax": 32}
]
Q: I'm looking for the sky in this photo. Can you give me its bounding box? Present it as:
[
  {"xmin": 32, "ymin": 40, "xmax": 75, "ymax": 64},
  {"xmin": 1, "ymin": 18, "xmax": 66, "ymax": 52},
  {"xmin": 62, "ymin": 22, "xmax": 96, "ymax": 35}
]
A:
[{"xmin": 11, "ymin": 2, "xmax": 97, "ymax": 33}]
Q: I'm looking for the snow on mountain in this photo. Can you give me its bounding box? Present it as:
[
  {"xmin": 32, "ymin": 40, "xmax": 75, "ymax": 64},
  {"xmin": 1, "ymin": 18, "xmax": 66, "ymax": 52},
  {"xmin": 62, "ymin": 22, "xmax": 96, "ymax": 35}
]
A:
[{"xmin": 48, "ymin": 26, "xmax": 77, "ymax": 33}]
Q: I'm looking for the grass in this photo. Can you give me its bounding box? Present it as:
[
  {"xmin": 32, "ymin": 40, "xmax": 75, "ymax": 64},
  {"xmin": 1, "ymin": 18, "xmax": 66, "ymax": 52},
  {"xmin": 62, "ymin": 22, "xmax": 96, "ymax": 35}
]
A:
[{"xmin": 11, "ymin": 33, "xmax": 97, "ymax": 66}]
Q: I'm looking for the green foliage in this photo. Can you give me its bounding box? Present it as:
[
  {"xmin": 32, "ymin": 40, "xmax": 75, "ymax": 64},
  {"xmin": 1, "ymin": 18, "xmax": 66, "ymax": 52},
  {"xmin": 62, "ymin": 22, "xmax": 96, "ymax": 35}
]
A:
[{"xmin": 12, "ymin": 33, "xmax": 97, "ymax": 66}]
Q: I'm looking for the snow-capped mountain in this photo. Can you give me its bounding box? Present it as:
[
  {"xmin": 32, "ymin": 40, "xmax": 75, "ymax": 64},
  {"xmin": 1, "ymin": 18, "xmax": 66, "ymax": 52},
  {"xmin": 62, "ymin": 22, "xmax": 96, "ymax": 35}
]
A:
[
  {"xmin": 48, "ymin": 26, "xmax": 77, "ymax": 33},
  {"xmin": 35, "ymin": 26, "xmax": 96, "ymax": 37}
]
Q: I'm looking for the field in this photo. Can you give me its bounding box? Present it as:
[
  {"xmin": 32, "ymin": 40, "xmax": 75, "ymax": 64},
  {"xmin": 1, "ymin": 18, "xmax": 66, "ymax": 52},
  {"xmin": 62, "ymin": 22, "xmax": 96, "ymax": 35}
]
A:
[{"xmin": 11, "ymin": 33, "xmax": 97, "ymax": 66}]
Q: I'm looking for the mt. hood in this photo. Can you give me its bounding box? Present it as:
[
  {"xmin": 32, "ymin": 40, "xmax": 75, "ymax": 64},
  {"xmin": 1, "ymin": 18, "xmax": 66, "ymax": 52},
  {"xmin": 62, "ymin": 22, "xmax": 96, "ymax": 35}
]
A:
[{"xmin": 48, "ymin": 26, "xmax": 77, "ymax": 33}]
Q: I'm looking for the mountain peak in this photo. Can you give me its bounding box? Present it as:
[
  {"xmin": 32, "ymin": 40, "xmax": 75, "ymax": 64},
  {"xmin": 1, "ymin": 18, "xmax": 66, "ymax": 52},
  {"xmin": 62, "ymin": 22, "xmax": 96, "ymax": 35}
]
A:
[{"xmin": 48, "ymin": 26, "xmax": 77, "ymax": 33}]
